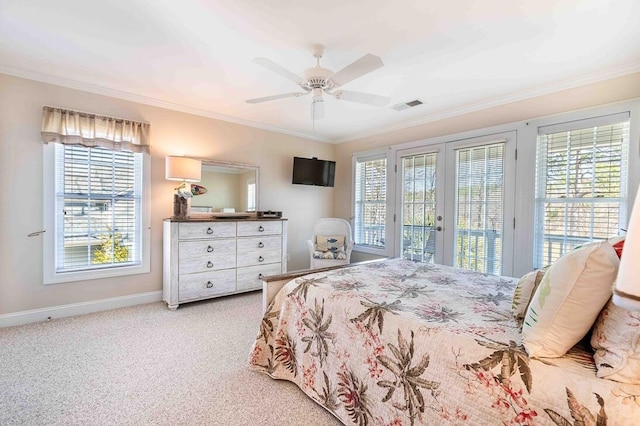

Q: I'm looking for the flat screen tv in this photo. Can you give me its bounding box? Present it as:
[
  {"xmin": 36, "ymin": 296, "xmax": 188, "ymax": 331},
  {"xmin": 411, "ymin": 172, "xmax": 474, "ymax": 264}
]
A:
[{"xmin": 292, "ymin": 157, "xmax": 336, "ymax": 187}]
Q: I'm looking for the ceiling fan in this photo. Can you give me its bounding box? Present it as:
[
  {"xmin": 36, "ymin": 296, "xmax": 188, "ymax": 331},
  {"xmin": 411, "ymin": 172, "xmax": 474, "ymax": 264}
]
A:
[{"xmin": 246, "ymin": 44, "xmax": 390, "ymax": 120}]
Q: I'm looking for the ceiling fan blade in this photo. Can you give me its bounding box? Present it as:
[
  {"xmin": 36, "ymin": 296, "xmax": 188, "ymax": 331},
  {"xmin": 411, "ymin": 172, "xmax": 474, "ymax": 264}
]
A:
[
  {"xmin": 246, "ymin": 92, "xmax": 308, "ymax": 104},
  {"xmin": 333, "ymin": 90, "xmax": 390, "ymax": 107},
  {"xmin": 310, "ymin": 100, "xmax": 325, "ymax": 120},
  {"xmin": 252, "ymin": 58, "xmax": 304, "ymax": 85},
  {"xmin": 329, "ymin": 53, "xmax": 384, "ymax": 87}
]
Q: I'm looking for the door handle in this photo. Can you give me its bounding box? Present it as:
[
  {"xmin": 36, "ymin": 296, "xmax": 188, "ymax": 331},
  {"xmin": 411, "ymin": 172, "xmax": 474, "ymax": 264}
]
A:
[{"xmin": 436, "ymin": 226, "xmax": 443, "ymax": 231}]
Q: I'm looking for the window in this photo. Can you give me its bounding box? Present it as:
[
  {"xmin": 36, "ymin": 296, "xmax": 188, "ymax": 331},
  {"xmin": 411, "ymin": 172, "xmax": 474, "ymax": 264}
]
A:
[
  {"xmin": 353, "ymin": 154, "xmax": 388, "ymax": 252},
  {"xmin": 247, "ymin": 178, "xmax": 256, "ymax": 212},
  {"xmin": 534, "ymin": 113, "xmax": 629, "ymax": 268},
  {"xmin": 44, "ymin": 144, "xmax": 150, "ymax": 283}
]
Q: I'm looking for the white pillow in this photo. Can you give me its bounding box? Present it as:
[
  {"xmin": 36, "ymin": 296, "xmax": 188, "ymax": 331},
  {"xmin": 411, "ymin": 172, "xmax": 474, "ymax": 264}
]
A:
[
  {"xmin": 522, "ymin": 241, "xmax": 619, "ymax": 358},
  {"xmin": 591, "ymin": 297, "xmax": 640, "ymax": 384}
]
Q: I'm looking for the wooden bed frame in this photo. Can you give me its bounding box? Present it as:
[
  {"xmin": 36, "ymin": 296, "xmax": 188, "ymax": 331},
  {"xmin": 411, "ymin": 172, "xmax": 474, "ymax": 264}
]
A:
[{"xmin": 260, "ymin": 258, "xmax": 387, "ymax": 313}]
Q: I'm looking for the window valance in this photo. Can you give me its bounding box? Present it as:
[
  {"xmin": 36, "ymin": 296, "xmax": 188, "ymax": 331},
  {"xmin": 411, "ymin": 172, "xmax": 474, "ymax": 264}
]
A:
[{"xmin": 41, "ymin": 106, "xmax": 150, "ymax": 153}]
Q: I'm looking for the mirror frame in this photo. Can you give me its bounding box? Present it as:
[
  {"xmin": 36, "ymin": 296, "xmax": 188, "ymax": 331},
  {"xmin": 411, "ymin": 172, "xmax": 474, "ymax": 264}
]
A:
[{"xmin": 191, "ymin": 158, "xmax": 259, "ymax": 217}]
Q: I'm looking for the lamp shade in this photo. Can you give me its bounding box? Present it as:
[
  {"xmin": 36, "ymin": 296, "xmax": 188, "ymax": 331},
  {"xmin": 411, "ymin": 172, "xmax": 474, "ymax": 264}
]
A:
[
  {"xmin": 613, "ymin": 184, "xmax": 640, "ymax": 310},
  {"xmin": 165, "ymin": 156, "xmax": 201, "ymax": 182}
]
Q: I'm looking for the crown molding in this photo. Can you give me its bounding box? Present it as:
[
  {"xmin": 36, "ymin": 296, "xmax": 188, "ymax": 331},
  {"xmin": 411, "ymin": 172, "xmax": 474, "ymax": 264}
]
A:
[
  {"xmin": 334, "ymin": 61, "xmax": 640, "ymax": 143},
  {"xmin": 3, "ymin": 61, "xmax": 639, "ymax": 145},
  {"xmin": 0, "ymin": 64, "xmax": 331, "ymax": 143}
]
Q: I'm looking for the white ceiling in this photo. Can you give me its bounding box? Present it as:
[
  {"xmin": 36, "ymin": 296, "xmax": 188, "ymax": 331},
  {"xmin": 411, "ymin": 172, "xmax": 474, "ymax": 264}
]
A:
[{"xmin": 1, "ymin": 0, "xmax": 639, "ymax": 143}]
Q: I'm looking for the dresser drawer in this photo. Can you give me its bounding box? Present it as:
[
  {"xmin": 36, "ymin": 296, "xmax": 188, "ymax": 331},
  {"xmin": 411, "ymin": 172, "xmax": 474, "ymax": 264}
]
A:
[
  {"xmin": 237, "ymin": 263, "xmax": 282, "ymax": 292},
  {"xmin": 237, "ymin": 220, "xmax": 282, "ymax": 237},
  {"xmin": 179, "ymin": 222, "xmax": 236, "ymax": 240},
  {"xmin": 178, "ymin": 239, "xmax": 236, "ymax": 273},
  {"xmin": 237, "ymin": 235, "xmax": 282, "ymax": 267},
  {"xmin": 178, "ymin": 269, "xmax": 236, "ymax": 302}
]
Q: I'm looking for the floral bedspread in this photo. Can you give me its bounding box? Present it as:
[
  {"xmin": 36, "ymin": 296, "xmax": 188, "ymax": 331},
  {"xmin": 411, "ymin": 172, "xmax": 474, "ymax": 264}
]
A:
[{"xmin": 248, "ymin": 259, "xmax": 640, "ymax": 425}]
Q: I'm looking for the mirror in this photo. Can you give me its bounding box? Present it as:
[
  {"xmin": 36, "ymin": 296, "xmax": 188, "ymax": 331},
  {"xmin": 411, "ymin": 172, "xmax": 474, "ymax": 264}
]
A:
[{"xmin": 190, "ymin": 159, "xmax": 259, "ymax": 216}]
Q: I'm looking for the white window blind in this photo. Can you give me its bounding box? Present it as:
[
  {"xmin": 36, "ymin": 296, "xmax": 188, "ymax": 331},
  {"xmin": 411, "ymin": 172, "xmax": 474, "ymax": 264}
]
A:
[
  {"xmin": 354, "ymin": 155, "xmax": 387, "ymax": 249},
  {"xmin": 54, "ymin": 144, "xmax": 143, "ymax": 273},
  {"xmin": 454, "ymin": 143, "xmax": 505, "ymax": 275},
  {"xmin": 534, "ymin": 113, "xmax": 629, "ymax": 268}
]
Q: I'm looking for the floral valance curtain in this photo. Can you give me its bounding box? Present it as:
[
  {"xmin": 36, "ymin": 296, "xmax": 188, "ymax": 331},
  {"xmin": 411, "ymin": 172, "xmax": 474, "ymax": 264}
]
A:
[{"xmin": 41, "ymin": 106, "xmax": 150, "ymax": 153}]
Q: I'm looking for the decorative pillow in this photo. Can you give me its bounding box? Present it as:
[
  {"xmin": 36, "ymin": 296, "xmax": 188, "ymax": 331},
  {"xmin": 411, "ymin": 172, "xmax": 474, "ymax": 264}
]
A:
[
  {"xmin": 609, "ymin": 236, "xmax": 625, "ymax": 259},
  {"xmin": 522, "ymin": 241, "xmax": 620, "ymax": 358},
  {"xmin": 313, "ymin": 250, "xmax": 347, "ymax": 260},
  {"xmin": 316, "ymin": 235, "xmax": 345, "ymax": 252},
  {"xmin": 591, "ymin": 297, "xmax": 640, "ymax": 384},
  {"xmin": 511, "ymin": 268, "xmax": 547, "ymax": 320}
]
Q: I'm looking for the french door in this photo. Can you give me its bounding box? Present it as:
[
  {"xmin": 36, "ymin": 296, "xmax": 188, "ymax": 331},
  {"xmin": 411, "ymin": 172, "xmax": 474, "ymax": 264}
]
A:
[{"xmin": 395, "ymin": 132, "xmax": 516, "ymax": 276}]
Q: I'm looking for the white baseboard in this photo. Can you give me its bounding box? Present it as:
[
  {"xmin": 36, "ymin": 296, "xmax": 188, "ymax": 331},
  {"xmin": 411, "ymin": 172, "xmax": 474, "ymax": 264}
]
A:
[{"xmin": 0, "ymin": 291, "xmax": 163, "ymax": 328}]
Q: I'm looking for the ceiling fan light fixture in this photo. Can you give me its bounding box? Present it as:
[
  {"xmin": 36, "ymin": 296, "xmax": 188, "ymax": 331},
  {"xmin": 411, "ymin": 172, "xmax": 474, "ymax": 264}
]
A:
[{"xmin": 246, "ymin": 44, "xmax": 388, "ymax": 111}]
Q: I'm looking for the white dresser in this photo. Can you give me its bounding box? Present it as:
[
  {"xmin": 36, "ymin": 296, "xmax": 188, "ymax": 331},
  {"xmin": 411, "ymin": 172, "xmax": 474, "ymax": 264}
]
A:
[{"xmin": 162, "ymin": 218, "xmax": 287, "ymax": 310}]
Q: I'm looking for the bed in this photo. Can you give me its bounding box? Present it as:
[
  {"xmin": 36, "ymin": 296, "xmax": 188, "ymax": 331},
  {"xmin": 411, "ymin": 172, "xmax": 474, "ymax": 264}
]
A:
[{"xmin": 248, "ymin": 258, "xmax": 640, "ymax": 425}]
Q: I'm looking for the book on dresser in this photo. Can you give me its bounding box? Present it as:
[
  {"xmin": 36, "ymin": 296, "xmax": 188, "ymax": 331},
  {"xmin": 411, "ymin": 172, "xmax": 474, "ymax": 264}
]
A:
[{"xmin": 162, "ymin": 218, "xmax": 288, "ymax": 310}]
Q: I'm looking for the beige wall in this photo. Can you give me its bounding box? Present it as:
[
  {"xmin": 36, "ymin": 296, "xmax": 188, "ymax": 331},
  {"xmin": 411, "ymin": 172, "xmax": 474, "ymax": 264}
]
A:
[
  {"xmin": 334, "ymin": 72, "xmax": 640, "ymax": 262},
  {"xmin": 2, "ymin": 71, "xmax": 639, "ymax": 315},
  {"xmin": 0, "ymin": 73, "xmax": 334, "ymax": 315}
]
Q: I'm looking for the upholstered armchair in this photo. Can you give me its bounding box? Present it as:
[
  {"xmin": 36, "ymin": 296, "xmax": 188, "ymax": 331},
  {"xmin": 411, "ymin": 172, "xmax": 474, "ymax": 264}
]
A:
[{"xmin": 307, "ymin": 218, "xmax": 354, "ymax": 269}]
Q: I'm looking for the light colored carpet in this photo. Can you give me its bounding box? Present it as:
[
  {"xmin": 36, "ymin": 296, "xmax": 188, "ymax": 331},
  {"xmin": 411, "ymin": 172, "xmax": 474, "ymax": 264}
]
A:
[{"xmin": 0, "ymin": 292, "xmax": 341, "ymax": 425}]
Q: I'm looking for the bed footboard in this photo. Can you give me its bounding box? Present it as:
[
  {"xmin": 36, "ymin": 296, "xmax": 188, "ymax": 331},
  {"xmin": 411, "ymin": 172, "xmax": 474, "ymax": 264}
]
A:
[{"xmin": 261, "ymin": 259, "xmax": 387, "ymax": 313}]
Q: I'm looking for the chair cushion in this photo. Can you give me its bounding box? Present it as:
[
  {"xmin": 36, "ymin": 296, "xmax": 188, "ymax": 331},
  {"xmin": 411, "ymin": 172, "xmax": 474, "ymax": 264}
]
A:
[
  {"xmin": 313, "ymin": 250, "xmax": 347, "ymax": 260},
  {"xmin": 316, "ymin": 235, "xmax": 345, "ymax": 252}
]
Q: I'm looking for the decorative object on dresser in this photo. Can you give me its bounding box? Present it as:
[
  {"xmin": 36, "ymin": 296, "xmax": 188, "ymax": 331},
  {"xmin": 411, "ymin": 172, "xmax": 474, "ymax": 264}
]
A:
[
  {"xmin": 165, "ymin": 156, "xmax": 202, "ymax": 219},
  {"xmin": 162, "ymin": 218, "xmax": 287, "ymax": 310},
  {"xmin": 257, "ymin": 210, "xmax": 282, "ymax": 218}
]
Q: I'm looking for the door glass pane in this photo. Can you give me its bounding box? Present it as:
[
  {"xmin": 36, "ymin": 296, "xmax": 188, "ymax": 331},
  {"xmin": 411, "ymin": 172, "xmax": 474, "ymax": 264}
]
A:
[
  {"xmin": 401, "ymin": 153, "xmax": 437, "ymax": 262},
  {"xmin": 454, "ymin": 143, "xmax": 505, "ymax": 274}
]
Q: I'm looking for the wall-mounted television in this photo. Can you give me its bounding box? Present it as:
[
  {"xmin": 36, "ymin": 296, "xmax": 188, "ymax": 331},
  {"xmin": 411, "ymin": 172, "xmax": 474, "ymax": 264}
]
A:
[{"xmin": 292, "ymin": 156, "xmax": 336, "ymax": 187}]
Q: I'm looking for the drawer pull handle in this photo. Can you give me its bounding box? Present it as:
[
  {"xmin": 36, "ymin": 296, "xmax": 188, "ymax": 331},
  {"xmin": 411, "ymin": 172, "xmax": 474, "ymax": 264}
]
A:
[
  {"xmin": 258, "ymin": 226, "xmax": 264, "ymax": 232},
  {"xmin": 258, "ymin": 274, "xmax": 264, "ymax": 280},
  {"xmin": 258, "ymin": 256, "xmax": 264, "ymax": 263},
  {"xmin": 207, "ymin": 245, "xmax": 214, "ymax": 253},
  {"xmin": 258, "ymin": 242, "xmax": 264, "ymax": 248},
  {"xmin": 206, "ymin": 281, "xmax": 213, "ymax": 288},
  {"xmin": 207, "ymin": 261, "xmax": 214, "ymax": 268},
  {"xmin": 206, "ymin": 227, "xmax": 214, "ymax": 235}
]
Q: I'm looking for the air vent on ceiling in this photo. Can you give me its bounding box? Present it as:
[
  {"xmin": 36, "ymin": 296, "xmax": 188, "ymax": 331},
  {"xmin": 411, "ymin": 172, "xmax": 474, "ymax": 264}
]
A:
[{"xmin": 391, "ymin": 99, "xmax": 424, "ymax": 111}]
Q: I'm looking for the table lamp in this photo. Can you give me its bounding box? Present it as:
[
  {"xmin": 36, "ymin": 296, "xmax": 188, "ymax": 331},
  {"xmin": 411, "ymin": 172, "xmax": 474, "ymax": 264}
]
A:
[
  {"xmin": 165, "ymin": 156, "xmax": 201, "ymax": 219},
  {"xmin": 613, "ymin": 184, "xmax": 640, "ymax": 310}
]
